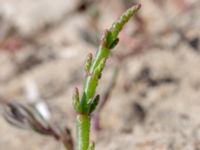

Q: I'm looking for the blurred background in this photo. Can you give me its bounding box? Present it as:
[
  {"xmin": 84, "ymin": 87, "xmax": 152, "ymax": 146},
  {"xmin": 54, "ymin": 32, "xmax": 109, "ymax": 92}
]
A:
[{"xmin": 0, "ymin": 0, "xmax": 200, "ymax": 149}]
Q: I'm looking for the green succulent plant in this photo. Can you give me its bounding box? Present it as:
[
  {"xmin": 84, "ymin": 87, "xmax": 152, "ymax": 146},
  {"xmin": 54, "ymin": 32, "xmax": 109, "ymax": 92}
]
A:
[
  {"xmin": 2, "ymin": 4, "xmax": 140, "ymax": 150},
  {"xmin": 73, "ymin": 4, "xmax": 141, "ymax": 150}
]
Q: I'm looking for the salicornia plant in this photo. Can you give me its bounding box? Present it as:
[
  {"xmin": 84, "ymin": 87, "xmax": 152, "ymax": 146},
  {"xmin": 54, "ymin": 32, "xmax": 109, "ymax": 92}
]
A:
[
  {"xmin": 2, "ymin": 4, "xmax": 141, "ymax": 150},
  {"xmin": 73, "ymin": 4, "xmax": 141, "ymax": 150}
]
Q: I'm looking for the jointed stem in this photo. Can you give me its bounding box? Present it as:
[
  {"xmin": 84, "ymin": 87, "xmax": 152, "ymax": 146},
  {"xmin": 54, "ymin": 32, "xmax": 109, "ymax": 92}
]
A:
[
  {"xmin": 73, "ymin": 4, "xmax": 141, "ymax": 150},
  {"xmin": 84, "ymin": 47, "xmax": 110, "ymax": 100}
]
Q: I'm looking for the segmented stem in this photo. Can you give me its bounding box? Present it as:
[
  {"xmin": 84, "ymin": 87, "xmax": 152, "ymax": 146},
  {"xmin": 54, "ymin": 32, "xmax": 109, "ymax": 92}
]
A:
[
  {"xmin": 110, "ymin": 4, "xmax": 141, "ymax": 40},
  {"xmin": 84, "ymin": 4, "xmax": 141, "ymax": 102},
  {"xmin": 73, "ymin": 4, "xmax": 141, "ymax": 150}
]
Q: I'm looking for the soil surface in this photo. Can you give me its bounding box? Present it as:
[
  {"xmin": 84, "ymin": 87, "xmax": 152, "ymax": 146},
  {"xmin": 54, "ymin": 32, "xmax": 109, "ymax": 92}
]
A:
[{"xmin": 0, "ymin": 0, "xmax": 200, "ymax": 150}]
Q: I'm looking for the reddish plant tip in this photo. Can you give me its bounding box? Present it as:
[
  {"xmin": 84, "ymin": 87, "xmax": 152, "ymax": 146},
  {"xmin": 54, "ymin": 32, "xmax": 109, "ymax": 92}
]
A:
[
  {"xmin": 75, "ymin": 87, "xmax": 79, "ymax": 93},
  {"xmin": 137, "ymin": 3, "xmax": 142, "ymax": 9},
  {"xmin": 87, "ymin": 53, "xmax": 93, "ymax": 59}
]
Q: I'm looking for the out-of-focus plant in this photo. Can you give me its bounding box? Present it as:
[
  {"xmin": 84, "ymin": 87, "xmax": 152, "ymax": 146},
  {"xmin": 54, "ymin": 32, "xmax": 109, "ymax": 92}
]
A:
[{"xmin": 3, "ymin": 102, "xmax": 74, "ymax": 150}]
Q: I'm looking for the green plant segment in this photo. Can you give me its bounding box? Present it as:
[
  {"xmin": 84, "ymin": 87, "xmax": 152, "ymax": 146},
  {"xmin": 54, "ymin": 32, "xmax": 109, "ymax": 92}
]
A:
[{"xmin": 73, "ymin": 4, "xmax": 141, "ymax": 150}]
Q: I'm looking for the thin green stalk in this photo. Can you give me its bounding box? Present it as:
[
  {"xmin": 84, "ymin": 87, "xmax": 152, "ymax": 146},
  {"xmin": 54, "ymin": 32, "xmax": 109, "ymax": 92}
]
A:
[
  {"xmin": 73, "ymin": 4, "xmax": 141, "ymax": 150},
  {"xmin": 76, "ymin": 115, "xmax": 90, "ymax": 150}
]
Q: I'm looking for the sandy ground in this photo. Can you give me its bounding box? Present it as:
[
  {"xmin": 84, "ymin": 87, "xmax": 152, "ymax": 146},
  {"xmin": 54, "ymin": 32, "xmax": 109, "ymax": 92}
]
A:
[{"xmin": 0, "ymin": 0, "xmax": 200, "ymax": 149}]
